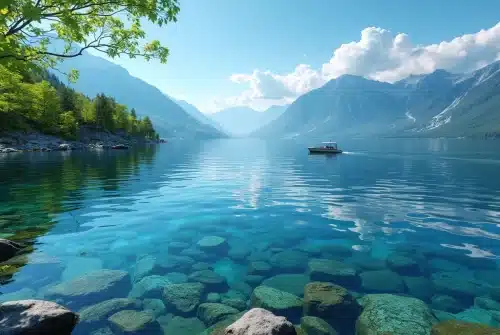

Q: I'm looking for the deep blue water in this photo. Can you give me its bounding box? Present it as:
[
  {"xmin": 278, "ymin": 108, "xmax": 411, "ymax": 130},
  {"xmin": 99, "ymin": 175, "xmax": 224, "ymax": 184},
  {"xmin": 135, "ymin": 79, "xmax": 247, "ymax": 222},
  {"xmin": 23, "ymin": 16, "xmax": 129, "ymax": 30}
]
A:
[{"xmin": 0, "ymin": 138, "xmax": 499, "ymax": 334}]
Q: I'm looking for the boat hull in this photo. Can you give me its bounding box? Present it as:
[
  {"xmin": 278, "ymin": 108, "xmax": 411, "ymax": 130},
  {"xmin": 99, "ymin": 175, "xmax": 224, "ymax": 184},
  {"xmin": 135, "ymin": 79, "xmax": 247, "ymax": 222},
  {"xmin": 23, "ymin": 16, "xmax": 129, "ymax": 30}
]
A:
[{"xmin": 308, "ymin": 147, "xmax": 343, "ymax": 154}]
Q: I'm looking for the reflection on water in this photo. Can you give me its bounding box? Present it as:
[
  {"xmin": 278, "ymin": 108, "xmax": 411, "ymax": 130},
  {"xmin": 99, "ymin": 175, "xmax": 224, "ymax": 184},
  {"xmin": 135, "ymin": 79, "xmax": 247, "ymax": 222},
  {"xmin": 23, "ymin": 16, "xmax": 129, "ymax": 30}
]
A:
[{"xmin": 0, "ymin": 139, "xmax": 499, "ymax": 333}]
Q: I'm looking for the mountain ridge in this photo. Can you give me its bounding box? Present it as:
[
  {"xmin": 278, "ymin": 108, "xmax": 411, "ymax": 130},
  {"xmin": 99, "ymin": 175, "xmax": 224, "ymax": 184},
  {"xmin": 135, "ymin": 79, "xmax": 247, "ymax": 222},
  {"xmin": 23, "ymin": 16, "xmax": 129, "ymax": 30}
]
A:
[{"xmin": 254, "ymin": 61, "xmax": 500, "ymax": 139}]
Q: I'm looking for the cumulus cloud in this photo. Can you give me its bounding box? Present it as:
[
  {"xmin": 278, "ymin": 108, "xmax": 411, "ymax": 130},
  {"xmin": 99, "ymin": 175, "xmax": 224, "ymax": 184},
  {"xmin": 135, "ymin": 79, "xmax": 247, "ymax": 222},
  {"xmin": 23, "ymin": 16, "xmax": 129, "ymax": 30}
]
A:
[{"xmin": 216, "ymin": 22, "xmax": 500, "ymax": 111}]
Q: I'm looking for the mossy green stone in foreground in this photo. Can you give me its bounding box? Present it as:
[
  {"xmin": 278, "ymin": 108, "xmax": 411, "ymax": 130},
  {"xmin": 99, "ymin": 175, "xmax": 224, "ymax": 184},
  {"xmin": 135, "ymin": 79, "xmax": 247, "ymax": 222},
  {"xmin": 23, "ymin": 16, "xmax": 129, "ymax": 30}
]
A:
[
  {"xmin": 79, "ymin": 298, "xmax": 141, "ymax": 323},
  {"xmin": 251, "ymin": 285, "xmax": 303, "ymax": 322},
  {"xmin": 161, "ymin": 316, "xmax": 206, "ymax": 335},
  {"xmin": 356, "ymin": 294, "xmax": 438, "ymax": 335},
  {"xmin": 430, "ymin": 320, "xmax": 500, "ymax": 334}
]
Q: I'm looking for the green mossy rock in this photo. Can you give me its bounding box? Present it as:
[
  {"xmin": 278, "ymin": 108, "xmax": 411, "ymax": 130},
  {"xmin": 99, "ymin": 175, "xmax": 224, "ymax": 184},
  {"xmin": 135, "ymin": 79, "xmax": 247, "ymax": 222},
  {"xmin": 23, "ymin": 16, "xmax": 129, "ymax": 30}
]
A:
[
  {"xmin": 308, "ymin": 259, "xmax": 359, "ymax": 289},
  {"xmin": 79, "ymin": 298, "xmax": 140, "ymax": 323},
  {"xmin": 263, "ymin": 274, "xmax": 310, "ymax": 297},
  {"xmin": 163, "ymin": 282, "xmax": 205, "ymax": 314},
  {"xmin": 161, "ymin": 316, "xmax": 206, "ymax": 335},
  {"xmin": 301, "ymin": 316, "xmax": 338, "ymax": 335},
  {"xmin": 197, "ymin": 302, "xmax": 239, "ymax": 326},
  {"xmin": 356, "ymin": 294, "xmax": 438, "ymax": 335},
  {"xmin": 108, "ymin": 310, "xmax": 159, "ymax": 334},
  {"xmin": 251, "ymin": 285, "xmax": 303, "ymax": 322}
]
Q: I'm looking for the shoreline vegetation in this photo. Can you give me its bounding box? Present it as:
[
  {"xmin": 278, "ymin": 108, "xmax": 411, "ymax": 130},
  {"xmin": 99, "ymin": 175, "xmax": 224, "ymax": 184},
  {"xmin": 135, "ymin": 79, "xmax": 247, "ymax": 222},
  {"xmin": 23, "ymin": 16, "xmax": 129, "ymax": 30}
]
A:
[{"xmin": 0, "ymin": 65, "xmax": 160, "ymax": 154}]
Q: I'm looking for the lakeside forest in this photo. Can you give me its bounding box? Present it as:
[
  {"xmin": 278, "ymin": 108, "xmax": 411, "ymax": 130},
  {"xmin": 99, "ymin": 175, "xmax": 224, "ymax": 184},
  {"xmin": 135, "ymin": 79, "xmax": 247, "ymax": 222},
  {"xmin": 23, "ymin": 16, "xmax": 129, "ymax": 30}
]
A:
[{"xmin": 0, "ymin": 64, "xmax": 158, "ymax": 141}]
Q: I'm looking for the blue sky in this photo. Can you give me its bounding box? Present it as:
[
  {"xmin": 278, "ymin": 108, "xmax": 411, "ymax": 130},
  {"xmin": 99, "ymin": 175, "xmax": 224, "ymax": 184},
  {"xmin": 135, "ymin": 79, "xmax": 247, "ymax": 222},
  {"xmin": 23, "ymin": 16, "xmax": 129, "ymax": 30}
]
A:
[{"xmin": 98, "ymin": 0, "xmax": 500, "ymax": 113}]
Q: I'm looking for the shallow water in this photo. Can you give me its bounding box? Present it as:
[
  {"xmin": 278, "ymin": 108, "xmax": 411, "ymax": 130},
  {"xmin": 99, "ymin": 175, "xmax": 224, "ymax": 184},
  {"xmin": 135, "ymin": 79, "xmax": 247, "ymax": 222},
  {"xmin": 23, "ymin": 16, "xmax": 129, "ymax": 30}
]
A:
[{"xmin": 0, "ymin": 138, "xmax": 499, "ymax": 334}]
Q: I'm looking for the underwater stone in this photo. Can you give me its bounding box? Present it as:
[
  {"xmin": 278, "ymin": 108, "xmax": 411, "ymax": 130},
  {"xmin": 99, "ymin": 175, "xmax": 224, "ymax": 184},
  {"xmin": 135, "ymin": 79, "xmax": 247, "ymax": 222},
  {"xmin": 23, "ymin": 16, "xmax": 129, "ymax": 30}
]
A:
[
  {"xmin": 161, "ymin": 316, "xmax": 206, "ymax": 335},
  {"xmin": 428, "ymin": 258, "xmax": 465, "ymax": 273},
  {"xmin": 221, "ymin": 289, "xmax": 248, "ymax": 302},
  {"xmin": 61, "ymin": 257, "xmax": 103, "ymax": 282},
  {"xmin": 475, "ymin": 296, "xmax": 500, "ymax": 311},
  {"xmin": 128, "ymin": 273, "xmax": 186, "ymax": 299},
  {"xmin": 162, "ymin": 282, "xmax": 205, "ymax": 314},
  {"xmin": 228, "ymin": 245, "xmax": 251, "ymax": 262},
  {"xmin": 432, "ymin": 272, "xmax": 487, "ymax": 304},
  {"xmin": 46, "ymin": 269, "xmax": 131, "ymax": 309},
  {"xmin": 356, "ymin": 294, "xmax": 438, "ymax": 335},
  {"xmin": 431, "ymin": 295, "xmax": 464, "ymax": 314},
  {"xmin": 200, "ymin": 312, "xmax": 245, "ymax": 335},
  {"xmin": 270, "ymin": 250, "xmax": 309, "ymax": 273},
  {"xmin": 348, "ymin": 257, "xmax": 387, "ymax": 271},
  {"xmin": 303, "ymin": 282, "xmax": 360, "ymax": 333},
  {"xmin": 225, "ymin": 308, "xmax": 297, "ymax": 335},
  {"xmin": 387, "ymin": 253, "xmax": 421, "ymax": 276},
  {"xmin": 188, "ymin": 269, "xmax": 228, "ymax": 292},
  {"xmin": 168, "ymin": 241, "xmax": 190, "ymax": 254},
  {"xmin": 132, "ymin": 255, "xmax": 156, "ymax": 282},
  {"xmin": 0, "ymin": 299, "xmax": 78, "ymax": 334},
  {"xmin": 432, "ymin": 309, "xmax": 457, "ymax": 322},
  {"xmin": 197, "ymin": 302, "xmax": 239, "ymax": 326},
  {"xmin": 431, "ymin": 320, "xmax": 500, "ymax": 335},
  {"xmin": 455, "ymin": 307, "xmax": 494, "ymax": 325},
  {"xmin": 360, "ymin": 269, "xmax": 405, "ymax": 293},
  {"xmin": 197, "ymin": 236, "xmax": 229, "ymax": 254},
  {"xmin": 180, "ymin": 248, "xmax": 211, "ymax": 261},
  {"xmin": 142, "ymin": 298, "xmax": 165, "ymax": 317},
  {"xmin": 300, "ymin": 316, "xmax": 338, "ymax": 335},
  {"xmin": 108, "ymin": 309, "xmax": 159, "ymax": 334},
  {"xmin": 244, "ymin": 274, "xmax": 265, "ymax": 287},
  {"xmin": 263, "ymin": 274, "xmax": 310, "ymax": 297},
  {"xmin": 248, "ymin": 261, "xmax": 272, "ymax": 276},
  {"xmin": 207, "ymin": 292, "xmax": 222, "ymax": 303},
  {"xmin": 491, "ymin": 287, "xmax": 500, "ymax": 302},
  {"xmin": 155, "ymin": 255, "xmax": 195, "ymax": 272},
  {"xmin": 403, "ymin": 276, "xmax": 434, "ymax": 302},
  {"xmin": 308, "ymin": 259, "xmax": 359, "ymax": 289},
  {"xmin": 79, "ymin": 298, "xmax": 140, "ymax": 323},
  {"xmin": 221, "ymin": 298, "xmax": 247, "ymax": 311},
  {"xmin": 251, "ymin": 286, "xmax": 303, "ymax": 323},
  {"xmin": 193, "ymin": 262, "xmax": 213, "ymax": 271}
]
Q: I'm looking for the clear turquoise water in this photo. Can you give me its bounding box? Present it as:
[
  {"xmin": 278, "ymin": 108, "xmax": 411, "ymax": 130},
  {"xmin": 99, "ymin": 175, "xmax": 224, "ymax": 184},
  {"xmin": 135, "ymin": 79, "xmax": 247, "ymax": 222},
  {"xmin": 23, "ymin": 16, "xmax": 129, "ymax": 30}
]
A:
[{"xmin": 0, "ymin": 138, "xmax": 499, "ymax": 334}]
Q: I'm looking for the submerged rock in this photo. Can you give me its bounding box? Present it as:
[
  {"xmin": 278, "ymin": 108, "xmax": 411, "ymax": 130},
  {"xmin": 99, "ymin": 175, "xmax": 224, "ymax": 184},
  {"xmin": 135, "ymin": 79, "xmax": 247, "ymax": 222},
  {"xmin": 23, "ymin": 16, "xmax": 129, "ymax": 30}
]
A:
[
  {"xmin": 431, "ymin": 295, "xmax": 464, "ymax": 314},
  {"xmin": 303, "ymin": 282, "xmax": 360, "ymax": 333},
  {"xmin": 356, "ymin": 294, "xmax": 437, "ymax": 335},
  {"xmin": 454, "ymin": 307, "xmax": 493, "ymax": 325},
  {"xmin": 188, "ymin": 269, "xmax": 228, "ymax": 292},
  {"xmin": 128, "ymin": 275, "xmax": 171, "ymax": 299},
  {"xmin": 161, "ymin": 316, "xmax": 206, "ymax": 335},
  {"xmin": 163, "ymin": 282, "xmax": 205, "ymax": 314},
  {"xmin": 248, "ymin": 261, "xmax": 273, "ymax": 276},
  {"xmin": 432, "ymin": 272, "xmax": 487, "ymax": 304},
  {"xmin": 197, "ymin": 236, "xmax": 229, "ymax": 254},
  {"xmin": 475, "ymin": 296, "xmax": 500, "ymax": 311},
  {"xmin": 431, "ymin": 320, "xmax": 500, "ymax": 334},
  {"xmin": 197, "ymin": 302, "xmax": 239, "ymax": 326},
  {"xmin": 228, "ymin": 245, "xmax": 251, "ymax": 262},
  {"xmin": 225, "ymin": 308, "xmax": 297, "ymax": 335},
  {"xmin": 308, "ymin": 259, "xmax": 359, "ymax": 289},
  {"xmin": 155, "ymin": 255, "xmax": 195, "ymax": 272},
  {"xmin": 300, "ymin": 316, "xmax": 338, "ymax": 335},
  {"xmin": 262, "ymin": 274, "xmax": 310, "ymax": 297},
  {"xmin": 387, "ymin": 253, "xmax": 422, "ymax": 276},
  {"xmin": 168, "ymin": 241, "xmax": 190, "ymax": 254},
  {"xmin": 270, "ymin": 250, "xmax": 309, "ymax": 273},
  {"xmin": 132, "ymin": 255, "xmax": 156, "ymax": 282},
  {"xmin": 207, "ymin": 292, "xmax": 222, "ymax": 303},
  {"xmin": 244, "ymin": 274, "xmax": 265, "ymax": 287},
  {"xmin": 403, "ymin": 276, "xmax": 434, "ymax": 302},
  {"xmin": 46, "ymin": 269, "xmax": 131, "ymax": 308},
  {"xmin": 108, "ymin": 309, "xmax": 159, "ymax": 333},
  {"xmin": 221, "ymin": 298, "xmax": 247, "ymax": 311},
  {"xmin": 0, "ymin": 238, "xmax": 22, "ymax": 262},
  {"xmin": 79, "ymin": 298, "xmax": 140, "ymax": 323},
  {"xmin": 360, "ymin": 269, "xmax": 405, "ymax": 293},
  {"xmin": 0, "ymin": 299, "xmax": 78, "ymax": 334},
  {"xmin": 251, "ymin": 286, "xmax": 303, "ymax": 323},
  {"xmin": 142, "ymin": 298, "xmax": 166, "ymax": 317}
]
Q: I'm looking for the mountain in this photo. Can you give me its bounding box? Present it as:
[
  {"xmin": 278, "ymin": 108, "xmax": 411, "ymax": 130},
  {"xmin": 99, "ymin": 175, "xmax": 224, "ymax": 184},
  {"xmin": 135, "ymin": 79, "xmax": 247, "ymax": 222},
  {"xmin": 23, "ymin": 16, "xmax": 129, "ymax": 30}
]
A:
[
  {"xmin": 254, "ymin": 62, "xmax": 500, "ymax": 139},
  {"xmin": 53, "ymin": 53, "xmax": 225, "ymax": 139},
  {"xmin": 173, "ymin": 99, "xmax": 226, "ymax": 134},
  {"xmin": 210, "ymin": 105, "xmax": 287, "ymax": 136}
]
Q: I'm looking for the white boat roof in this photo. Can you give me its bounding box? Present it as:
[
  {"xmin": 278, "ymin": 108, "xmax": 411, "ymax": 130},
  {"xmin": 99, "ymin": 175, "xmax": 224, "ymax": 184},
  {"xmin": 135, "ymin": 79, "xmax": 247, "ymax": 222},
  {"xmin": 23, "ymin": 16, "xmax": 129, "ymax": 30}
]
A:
[{"xmin": 322, "ymin": 141, "xmax": 337, "ymax": 144}]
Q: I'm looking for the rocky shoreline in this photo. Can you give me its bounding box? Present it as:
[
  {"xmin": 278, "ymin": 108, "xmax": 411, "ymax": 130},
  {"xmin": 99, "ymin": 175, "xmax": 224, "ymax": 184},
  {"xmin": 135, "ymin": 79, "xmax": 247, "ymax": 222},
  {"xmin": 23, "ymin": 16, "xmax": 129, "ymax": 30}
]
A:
[{"xmin": 0, "ymin": 127, "xmax": 159, "ymax": 154}]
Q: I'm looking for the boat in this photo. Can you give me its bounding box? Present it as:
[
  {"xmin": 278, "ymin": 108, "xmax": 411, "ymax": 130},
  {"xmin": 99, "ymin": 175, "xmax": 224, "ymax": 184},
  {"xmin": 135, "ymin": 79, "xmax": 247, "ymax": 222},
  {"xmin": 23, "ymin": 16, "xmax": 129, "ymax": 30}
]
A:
[
  {"xmin": 308, "ymin": 141, "xmax": 343, "ymax": 154},
  {"xmin": 111, "ymin": 144, "xmax": 129, "ymax": 150}
]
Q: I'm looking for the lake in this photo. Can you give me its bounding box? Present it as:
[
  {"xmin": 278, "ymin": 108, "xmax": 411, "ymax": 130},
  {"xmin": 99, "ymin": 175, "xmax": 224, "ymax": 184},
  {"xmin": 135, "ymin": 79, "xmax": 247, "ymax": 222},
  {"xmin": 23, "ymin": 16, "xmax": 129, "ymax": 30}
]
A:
[{"xmin": 0, "ymin": 138, "xmax": 499, "ymax": 334}]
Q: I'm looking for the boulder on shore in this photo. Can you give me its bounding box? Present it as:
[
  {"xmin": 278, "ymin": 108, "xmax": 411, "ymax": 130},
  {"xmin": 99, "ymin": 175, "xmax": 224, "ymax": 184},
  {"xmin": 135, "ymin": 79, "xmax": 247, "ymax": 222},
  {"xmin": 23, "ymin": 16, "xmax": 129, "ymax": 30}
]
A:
[
  {"xmin": 0, "ymin": 299, "xmax": 78, "ymax": 334},
  {"xmin": 224, "ymin": 308, "xmax": 297, "ymax": 335}
]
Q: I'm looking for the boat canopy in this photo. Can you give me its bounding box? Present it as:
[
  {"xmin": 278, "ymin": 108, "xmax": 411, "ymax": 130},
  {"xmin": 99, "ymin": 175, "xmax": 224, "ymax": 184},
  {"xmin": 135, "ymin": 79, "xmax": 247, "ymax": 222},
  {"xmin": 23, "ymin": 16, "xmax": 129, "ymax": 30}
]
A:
[{"xmin": 322, "ymin": 141, "xmax": 337, "ymax": 145}]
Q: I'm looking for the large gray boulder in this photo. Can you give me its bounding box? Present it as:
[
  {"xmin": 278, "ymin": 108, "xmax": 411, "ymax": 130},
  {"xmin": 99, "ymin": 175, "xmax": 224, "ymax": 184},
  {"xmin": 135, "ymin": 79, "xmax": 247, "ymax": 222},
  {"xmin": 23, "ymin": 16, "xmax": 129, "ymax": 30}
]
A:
[
  {"xmin": 0, "ymin": 299, "xmax": 78, "ymax": 334},
  {"xmin": 225, "ymin": 308, "xmax": 296, "ymax": 335},
  {"xmin": 0, "ymin": 239, "xmax": 22, "ymax": 262}
]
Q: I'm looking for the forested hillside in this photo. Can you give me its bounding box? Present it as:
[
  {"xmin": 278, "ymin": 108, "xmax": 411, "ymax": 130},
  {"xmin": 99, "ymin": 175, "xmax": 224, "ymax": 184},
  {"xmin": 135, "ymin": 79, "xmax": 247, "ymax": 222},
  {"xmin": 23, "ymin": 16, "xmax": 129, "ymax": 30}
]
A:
[{"xmin": 0, "ymin": 65, "xmax": 157, "ymax": 141}]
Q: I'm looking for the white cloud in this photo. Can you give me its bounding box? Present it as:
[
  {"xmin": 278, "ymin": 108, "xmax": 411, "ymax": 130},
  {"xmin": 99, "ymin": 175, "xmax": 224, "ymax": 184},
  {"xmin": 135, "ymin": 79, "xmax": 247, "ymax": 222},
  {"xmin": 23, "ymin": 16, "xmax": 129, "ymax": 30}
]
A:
[{"xmin": 216, "ymin": 22, "xmax": 500, "ymax": 111}]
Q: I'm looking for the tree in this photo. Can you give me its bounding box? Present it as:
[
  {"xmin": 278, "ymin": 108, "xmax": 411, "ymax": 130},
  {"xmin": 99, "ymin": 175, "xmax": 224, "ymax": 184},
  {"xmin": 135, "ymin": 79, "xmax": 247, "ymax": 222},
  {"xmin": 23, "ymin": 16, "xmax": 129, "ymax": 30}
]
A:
[
  {"xmin": 0, "ymin": 0, "xmax": 180, "ymax": 73},
  {"xmin": 94, "ymin": 93, "xmax": 114, "ymax": 130}
]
